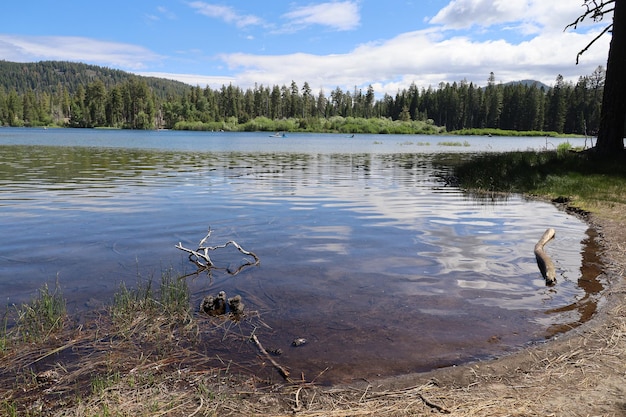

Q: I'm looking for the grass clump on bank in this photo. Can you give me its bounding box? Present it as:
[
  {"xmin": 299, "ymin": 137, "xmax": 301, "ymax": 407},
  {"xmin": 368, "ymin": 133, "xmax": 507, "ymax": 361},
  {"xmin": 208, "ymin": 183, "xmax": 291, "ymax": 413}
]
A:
[
  {"xmin": 452, "ymin": 148, "xmax": 626, "ymax": 211},
  {"xmin": 2, "ymin": 282, "xmax": 67, "ymax": 346},
  {"xmin": 112, "ymin": 270, "xmax": 194, "ymax": 338},
  {"xmin": 449, "ymin": 128, "xmax": 580, "ymax": 137},
  {"xmin": 0, "ymin": 272, "xmax": 269, "ymax": 416}
]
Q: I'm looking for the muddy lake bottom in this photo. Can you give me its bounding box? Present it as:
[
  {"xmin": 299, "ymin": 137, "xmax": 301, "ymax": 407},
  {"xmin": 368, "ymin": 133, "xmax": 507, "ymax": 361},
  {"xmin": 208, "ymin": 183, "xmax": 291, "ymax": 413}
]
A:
[{"xmin": 0, "ymin": 128, "xmax": 606, "ymax": 383}]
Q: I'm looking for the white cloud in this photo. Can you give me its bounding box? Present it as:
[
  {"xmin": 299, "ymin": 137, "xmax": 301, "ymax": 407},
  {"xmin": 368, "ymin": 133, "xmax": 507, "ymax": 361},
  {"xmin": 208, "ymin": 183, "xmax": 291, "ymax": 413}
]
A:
[
  {"xmin": 187, "ymin": 2, "xmax": 263, "ymax": 28},
  {"xmin": 145, "ymin": 7, "xmax": 177, "ymax": 22},
  {"xmin": 281, "ymin": 1, "xmax": 360, "ymax": 31},
  {"xmin": 156, "ymin": 6, "xmax": 177, "ymax": 20},
  {"xmin": 0, "ymin": 35, "xmax": 162, "ymax": 70},
  {"xmin": 430, "ymin": 0, "xmax": 527, "ymax": 30},
  {"xmin": 430, "ymin": 0, "xmax": 607, "ymax": 33},
  {"xmin": 214, "ymin": 24, "xmax": 609, "ymax": 95},
  {"xmin": 198, "ymin": 0, "xmax": 609, "ymax": 95}
]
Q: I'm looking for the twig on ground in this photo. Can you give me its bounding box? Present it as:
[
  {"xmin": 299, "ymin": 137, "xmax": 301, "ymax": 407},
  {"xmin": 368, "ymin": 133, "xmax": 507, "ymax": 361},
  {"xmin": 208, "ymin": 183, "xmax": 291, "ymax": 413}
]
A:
[{"xmin": 417, "ymin": 392, "xmax": 450, "ymax": 414}]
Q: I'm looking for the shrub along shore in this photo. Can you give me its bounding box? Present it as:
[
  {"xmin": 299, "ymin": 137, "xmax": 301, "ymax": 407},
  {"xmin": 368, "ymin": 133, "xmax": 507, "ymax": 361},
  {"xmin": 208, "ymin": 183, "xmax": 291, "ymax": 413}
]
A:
[
  {"xmin": 174, "ymin": 115, "xmax": 447, "ymax": 134},
  {"xmin": 1, "ymin": 148, "xmax": 625, "ymax": 416}
]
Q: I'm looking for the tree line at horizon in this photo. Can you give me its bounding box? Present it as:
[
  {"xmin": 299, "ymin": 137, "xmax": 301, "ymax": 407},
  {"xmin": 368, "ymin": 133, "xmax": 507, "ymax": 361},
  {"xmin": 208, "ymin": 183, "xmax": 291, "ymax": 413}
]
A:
[{"xmin": 0, "ymin": 60, "xmax": 606, "ymax": 135}]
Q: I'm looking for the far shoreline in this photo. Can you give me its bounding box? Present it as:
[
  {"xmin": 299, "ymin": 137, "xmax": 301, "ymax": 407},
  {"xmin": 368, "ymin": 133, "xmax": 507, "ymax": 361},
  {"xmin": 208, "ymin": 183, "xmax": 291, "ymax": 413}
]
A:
[{"xmin": 5, "ymin": 120, "xmax": 586, "ymax": 139}]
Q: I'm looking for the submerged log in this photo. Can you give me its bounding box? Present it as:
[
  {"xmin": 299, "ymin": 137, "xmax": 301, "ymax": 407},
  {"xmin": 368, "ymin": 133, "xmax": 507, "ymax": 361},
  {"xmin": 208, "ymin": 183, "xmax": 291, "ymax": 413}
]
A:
[
  {"xmin": 534, "ymin": 228, "xmax": 557, "ymax": 285},
  {"xmin": 251, "ymin": 334, "xmax": 291, "ymax": 381}
]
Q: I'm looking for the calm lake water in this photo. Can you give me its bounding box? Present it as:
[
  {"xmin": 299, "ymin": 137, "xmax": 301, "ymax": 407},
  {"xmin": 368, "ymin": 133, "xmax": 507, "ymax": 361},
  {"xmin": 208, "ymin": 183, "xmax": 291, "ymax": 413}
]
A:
[{"xmin": 0, "ymin": 128, "xmax": 604, "ymax": 383}]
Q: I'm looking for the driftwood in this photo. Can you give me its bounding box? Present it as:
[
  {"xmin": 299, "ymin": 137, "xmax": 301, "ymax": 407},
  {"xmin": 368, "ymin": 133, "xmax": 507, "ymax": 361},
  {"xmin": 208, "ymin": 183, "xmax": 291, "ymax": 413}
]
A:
[
  {"xmin": 175, "ymin": 228, "xmax": 259, "ymax": 277},
  {"xmin": 534, "ymin": 228, "xmax": 557, "ymax": 285}
]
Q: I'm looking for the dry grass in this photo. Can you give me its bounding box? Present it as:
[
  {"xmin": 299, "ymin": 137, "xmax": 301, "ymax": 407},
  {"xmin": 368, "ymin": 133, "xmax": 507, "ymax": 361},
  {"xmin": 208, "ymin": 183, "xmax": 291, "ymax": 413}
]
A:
[{"xmin": 0, "ymin": 274, "xmax": 277, "ymax": 416}]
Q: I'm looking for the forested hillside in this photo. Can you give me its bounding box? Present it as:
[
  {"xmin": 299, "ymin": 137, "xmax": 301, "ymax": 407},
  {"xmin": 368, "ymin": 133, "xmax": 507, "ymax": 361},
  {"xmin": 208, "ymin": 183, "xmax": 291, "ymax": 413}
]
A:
[
  {"xmin": 0, "ymin": 60, "xmax": 604, "ymax": 135},
  {"xmin": 0, "ymin": 60, "xmax": 190, "ymax": 97}
]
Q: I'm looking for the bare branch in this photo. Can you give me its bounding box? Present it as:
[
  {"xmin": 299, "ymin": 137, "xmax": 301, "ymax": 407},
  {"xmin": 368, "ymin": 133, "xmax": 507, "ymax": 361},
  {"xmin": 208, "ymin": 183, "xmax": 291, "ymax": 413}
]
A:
[
  {"xmin": 566, "ymin": 0, "xmax": 615, "ymax": 63},
  {"xmin": 174, "ymin": 243, "xmax": 213, "ymax": 268},
  {"xmin": 175, "ymin": 228, "xmax": 260, "ymax": 278},
  {"xmin": 576, "ymin": 23, "xmax": 614, "ymax": 64},
  {"xmin": 565, "ymin": 0, "xmax": 614, "ymax": 29},
  {"xmin": 198, "ymin": 228, "xmax": 212, "ymax": 247}
]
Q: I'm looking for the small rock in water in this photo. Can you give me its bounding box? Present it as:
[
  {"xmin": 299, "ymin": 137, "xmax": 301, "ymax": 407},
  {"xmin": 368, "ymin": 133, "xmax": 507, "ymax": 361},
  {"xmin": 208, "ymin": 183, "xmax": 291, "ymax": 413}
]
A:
[{"xmin": 292, "ymin": 338, "xmax": 307, "ymax": 347}]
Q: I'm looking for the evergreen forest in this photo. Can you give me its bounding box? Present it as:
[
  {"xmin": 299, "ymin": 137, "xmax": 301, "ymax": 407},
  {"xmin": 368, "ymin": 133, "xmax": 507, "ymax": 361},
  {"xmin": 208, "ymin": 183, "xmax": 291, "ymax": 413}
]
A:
[{"xmin": 0, "ymin": 60, "xmax": 605, "ymax": 135}]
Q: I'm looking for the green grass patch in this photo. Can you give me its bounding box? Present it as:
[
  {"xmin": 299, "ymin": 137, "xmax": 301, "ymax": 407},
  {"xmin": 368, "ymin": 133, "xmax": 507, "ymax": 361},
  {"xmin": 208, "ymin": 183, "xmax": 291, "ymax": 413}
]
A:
[
  {"xmin": 0, "ymin": 312, "xmax": 8, "ymax": 354},
  {"xmin": 90, "ymin": 371, "xmax": 122, "ymax": 396},
  {"xmin": 438, "ymin": 141, "xmax": 470, "ymax": 147},
  {"xmin": 452, "ymin": 150, "xmax": 626, "ymax": 209},
  {"xmin": 0, "ymin": 401, "xmax": 18, "ymax": 417},
  {"xmin": 449, "ymin": 128, "xmax": 582, "ymax": 138},
  {"xmin": 112, "ymin": 270, "xmax": 194, "ymax": 340},
  {"xmin": 14, "ymin": 282, "xmax": 66, "ymax": 343}
]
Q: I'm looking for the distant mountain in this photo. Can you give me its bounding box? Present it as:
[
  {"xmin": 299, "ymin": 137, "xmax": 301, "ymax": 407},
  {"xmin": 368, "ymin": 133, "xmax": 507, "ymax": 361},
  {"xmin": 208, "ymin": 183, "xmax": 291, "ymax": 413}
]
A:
[
  {"xmin": 0, "ymin": 60, "xmax": 191, "ymax": 99},
  {"xmin": 504, "ymin": 79, "xmax": 550, "ymax": 90}
]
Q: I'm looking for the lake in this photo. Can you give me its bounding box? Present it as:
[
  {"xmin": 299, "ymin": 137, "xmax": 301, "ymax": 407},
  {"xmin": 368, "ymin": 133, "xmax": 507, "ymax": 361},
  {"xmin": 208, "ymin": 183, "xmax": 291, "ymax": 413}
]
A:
[{"xmin": 0, "ymin": 128, "xmax": 604, "ymax": 383}]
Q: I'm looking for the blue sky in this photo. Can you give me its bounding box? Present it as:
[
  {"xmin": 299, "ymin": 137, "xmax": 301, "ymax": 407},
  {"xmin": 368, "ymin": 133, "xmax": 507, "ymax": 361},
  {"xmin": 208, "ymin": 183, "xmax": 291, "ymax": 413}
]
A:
[{"xmin": 1, "ymin": 1, "xmax": 611, "ymax": 95}]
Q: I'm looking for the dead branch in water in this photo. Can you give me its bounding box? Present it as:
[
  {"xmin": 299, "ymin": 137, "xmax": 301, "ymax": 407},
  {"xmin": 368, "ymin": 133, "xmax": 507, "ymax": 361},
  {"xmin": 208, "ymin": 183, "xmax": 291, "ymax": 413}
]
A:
[
  {"xmin": 175, "ymin": 228, "xmax": 260, "ymax": 277},
  {"xmin": 251, "ymin": 334, "xmax": 292, "ymax": 382},
  {"xmin": 534, "ymin": 228, "xmax": 557, "ymax": 285}
]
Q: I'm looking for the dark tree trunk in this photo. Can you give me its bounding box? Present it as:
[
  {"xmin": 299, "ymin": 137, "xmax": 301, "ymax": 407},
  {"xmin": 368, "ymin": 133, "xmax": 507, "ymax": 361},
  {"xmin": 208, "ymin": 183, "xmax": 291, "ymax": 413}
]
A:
[{"xmin": 596, "ymin": 0, "xmax": 626, "ymax": 156}]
